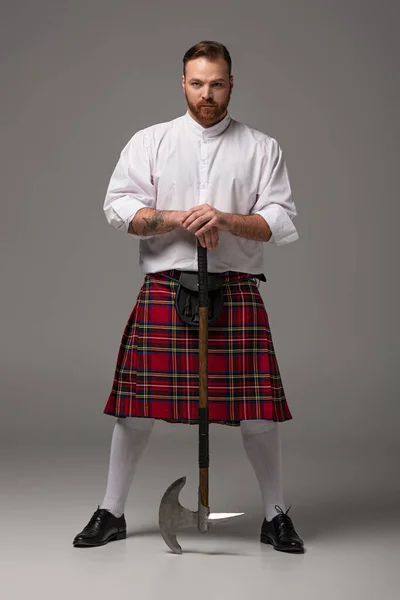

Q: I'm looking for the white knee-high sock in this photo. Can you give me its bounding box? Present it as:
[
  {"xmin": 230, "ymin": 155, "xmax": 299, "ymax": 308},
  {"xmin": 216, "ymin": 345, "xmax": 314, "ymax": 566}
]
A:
[
  {"xmin": 100, "ymin": 417, "xmax": 155, "ymax": 517},
  {"xmin": 240, "ymin": 419, "xmax": 287, "ymax": 522}
]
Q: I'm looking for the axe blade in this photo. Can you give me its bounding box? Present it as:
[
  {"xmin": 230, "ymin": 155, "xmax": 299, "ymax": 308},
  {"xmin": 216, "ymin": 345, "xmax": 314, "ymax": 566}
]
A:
[
  {"xmin": 158, "ymin": 476, "xmax": 197, "ymax": 554},
  {"xmin": 159, "ymin": 476, "xmax": 245, "ymax": 554},
  {"xmin": 208, "ymin": 512, "xmax": 245, "ymax": 522}
]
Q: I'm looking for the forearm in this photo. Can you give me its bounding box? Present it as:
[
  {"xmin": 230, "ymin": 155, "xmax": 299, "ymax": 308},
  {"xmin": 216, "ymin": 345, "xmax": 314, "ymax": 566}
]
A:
[
  {"xmin": 225, "ymin": 213, "xmax": 272, "ymax": 242},
  {"xmin": 128, "ymin": 208, "xmax": 184, "ymax": 236}
]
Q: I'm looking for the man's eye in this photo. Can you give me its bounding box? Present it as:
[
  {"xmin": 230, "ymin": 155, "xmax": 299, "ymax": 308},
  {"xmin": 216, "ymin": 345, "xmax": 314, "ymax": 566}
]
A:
[
  {"xmin": 192, "ymin": 82, "xmax": 200, "ymax": 87},
  {"xmin": 213, "ymin": 83, "xmax": 222, "ymax": 87}
]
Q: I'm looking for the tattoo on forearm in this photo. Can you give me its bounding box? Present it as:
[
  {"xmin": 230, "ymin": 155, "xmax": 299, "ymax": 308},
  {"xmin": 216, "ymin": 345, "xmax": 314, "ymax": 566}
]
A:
[
  {"xmin": 129, "ymin": 211, "xmax": 167, "ymax": 236},
  {"xmin": 142, "ymin": 212, "xmax": 165, "ymax": 234}
]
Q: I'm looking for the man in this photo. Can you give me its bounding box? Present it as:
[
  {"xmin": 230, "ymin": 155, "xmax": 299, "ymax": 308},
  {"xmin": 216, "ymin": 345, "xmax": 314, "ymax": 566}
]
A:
[{"xmin": 73, "ymin": 41, "xmax": 304, "ymax": 553}]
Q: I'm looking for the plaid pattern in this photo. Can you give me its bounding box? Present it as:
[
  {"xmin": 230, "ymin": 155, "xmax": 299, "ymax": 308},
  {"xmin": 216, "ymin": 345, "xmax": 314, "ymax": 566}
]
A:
[{"xmin": 103, "ymin": 270, "xmax": 293, "ymax": 426}]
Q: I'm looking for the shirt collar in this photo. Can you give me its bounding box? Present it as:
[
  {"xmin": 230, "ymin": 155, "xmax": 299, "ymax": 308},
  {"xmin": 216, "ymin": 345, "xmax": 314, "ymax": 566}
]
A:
[{"xmin": 184, "ymin": 110, "xmax": 232, "ymax": 138}]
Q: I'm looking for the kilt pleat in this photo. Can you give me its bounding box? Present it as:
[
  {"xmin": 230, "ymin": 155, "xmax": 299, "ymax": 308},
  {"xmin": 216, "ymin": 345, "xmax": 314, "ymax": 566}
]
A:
[{"xmin": 103, "ymin": 270, "xmax": 293, "ymax": 426}]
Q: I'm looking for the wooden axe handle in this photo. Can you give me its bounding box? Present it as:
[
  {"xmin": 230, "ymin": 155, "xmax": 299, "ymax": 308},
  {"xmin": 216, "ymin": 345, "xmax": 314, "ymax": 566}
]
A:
[{"xmin": 197, "ymin": 239, "xmax": 209, "ymax": 509}]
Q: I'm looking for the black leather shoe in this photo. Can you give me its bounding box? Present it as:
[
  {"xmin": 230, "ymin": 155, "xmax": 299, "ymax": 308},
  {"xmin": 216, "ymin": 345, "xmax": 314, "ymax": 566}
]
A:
[
  {"xmin": 260, "ymin": 505, "xmax": 304, "ymax": 553},
  {"xmin": 73, "ymin": 506, "xmax": 127, "ymax": 547}
]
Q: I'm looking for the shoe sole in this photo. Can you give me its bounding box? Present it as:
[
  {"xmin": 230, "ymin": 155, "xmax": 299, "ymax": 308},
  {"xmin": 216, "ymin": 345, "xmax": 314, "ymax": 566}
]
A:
[
  {"xmin": 73, "ymin": 530, "xmax": 127, "ymax": 547},
  {"xmin": 260, "ymin": 533, "xmax": 304, "ymax": 554}
]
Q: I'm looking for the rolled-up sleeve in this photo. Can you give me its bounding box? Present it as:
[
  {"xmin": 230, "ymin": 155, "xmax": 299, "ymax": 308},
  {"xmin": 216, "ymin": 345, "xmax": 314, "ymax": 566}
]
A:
[
  {"xmin": 251, "ymin": 137, "xmax": 299, "ymax": 245},
  {"xmin": 103, "ymin": 129, "xmax": 156, "ymax": 239}
]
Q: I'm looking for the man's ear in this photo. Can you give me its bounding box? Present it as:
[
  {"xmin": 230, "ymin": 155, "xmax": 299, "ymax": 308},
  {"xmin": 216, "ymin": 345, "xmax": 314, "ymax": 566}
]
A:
[{"xmin": 181, "ymin": 75, "xmax": 185, "ymax": 90}]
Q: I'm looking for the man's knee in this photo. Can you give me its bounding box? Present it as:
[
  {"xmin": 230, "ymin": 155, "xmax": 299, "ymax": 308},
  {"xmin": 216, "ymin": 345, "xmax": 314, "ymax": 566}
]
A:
[
  {"xmin": 240, "ymin": 419, "xmax": 277, "ymax": 436},
  {"xmin": 117, "ymin": 417, "xmax": 155, "ymax": 432}
]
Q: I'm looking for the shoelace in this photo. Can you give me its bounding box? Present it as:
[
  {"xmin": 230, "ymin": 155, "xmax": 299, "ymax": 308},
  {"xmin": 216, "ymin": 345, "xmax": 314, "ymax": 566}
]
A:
[
  {"xmin": 86, "ymin": 506, "xmax": 111, "ymax": 528},
  {"xmin": 274, "ymin": 504, "xmax": 295, "ymax": 531}
]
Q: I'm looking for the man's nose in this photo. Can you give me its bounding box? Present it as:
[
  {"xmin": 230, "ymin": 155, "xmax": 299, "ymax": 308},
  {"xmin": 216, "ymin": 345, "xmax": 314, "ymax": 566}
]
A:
[{"xmin": 201, "ymin": 87, "xmax": 213, "ymax": 100}]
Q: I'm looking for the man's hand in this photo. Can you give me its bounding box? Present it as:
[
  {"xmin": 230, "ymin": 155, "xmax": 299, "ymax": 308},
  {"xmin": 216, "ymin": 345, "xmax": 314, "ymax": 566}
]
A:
[
  {"xmin": 181, "ymin": 204, "xmax": 230, "ymax": 235},
  {"xmin": 180, "ymin": 204, "xmax": 230, "ymax": 250},
  {"xmin": 196, "ymin": 227, "xmax": 220, "ymax": 250}
]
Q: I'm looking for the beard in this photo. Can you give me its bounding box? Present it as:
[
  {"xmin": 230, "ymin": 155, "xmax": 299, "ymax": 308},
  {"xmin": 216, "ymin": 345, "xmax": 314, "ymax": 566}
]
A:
[{"xmin": 185, "ymin": 88, "xmax": 232, "ymax": 125}]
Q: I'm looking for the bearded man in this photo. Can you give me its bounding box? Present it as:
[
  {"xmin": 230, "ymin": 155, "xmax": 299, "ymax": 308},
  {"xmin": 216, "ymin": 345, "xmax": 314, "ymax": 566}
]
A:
[{"xmin": 73, "ymin": 40, "xmax": 304, "ymax": 554}]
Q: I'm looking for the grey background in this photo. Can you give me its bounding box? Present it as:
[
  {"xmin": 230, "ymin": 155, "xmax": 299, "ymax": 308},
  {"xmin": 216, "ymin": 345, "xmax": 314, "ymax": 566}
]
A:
[{"xmin": 1, "ymin": 1, "xmax": 399, "ymax": 599}]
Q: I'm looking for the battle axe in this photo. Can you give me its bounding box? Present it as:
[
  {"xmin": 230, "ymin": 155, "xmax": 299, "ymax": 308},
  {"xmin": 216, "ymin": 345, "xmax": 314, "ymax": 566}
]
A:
[{"xmin": 158, "ymin": 239, "xmax": 244, "ymax": 554}]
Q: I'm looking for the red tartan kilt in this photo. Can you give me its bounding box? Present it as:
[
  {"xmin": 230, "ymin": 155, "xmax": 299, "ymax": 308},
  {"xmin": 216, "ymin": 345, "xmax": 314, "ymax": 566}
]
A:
[{"xmin": 103, "ymin": 270, "xmax": 293, "ymax": 426}]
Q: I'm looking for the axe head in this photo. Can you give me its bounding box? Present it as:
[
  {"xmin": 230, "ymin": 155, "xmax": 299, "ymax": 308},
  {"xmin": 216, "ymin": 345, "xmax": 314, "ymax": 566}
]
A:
[{"xmin": 158, "ymin": 476, "xmax": 244, "ymax": 554}]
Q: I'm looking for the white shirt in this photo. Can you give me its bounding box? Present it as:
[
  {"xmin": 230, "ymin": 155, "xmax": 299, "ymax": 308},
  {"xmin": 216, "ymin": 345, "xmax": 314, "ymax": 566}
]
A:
[{"xmin": 104, "ymin": 110, "xmax": 299, "ymax": 274}]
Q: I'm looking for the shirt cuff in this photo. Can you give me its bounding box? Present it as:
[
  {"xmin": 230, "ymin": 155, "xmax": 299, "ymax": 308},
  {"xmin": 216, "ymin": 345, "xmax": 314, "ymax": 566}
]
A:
[
  {"xmin": 104, "ymin": 197, "xmax": 156, "ymax": 239},
  {"xmin": 255, "ymin": 205, "xmax": 299, "ymax": 245}
]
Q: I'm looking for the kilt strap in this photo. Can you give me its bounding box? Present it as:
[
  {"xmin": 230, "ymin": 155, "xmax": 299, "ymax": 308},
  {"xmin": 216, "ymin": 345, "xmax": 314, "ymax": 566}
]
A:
[{"xmin": 161, "ymin": 270, "xmax": 266, "ymax": 327}]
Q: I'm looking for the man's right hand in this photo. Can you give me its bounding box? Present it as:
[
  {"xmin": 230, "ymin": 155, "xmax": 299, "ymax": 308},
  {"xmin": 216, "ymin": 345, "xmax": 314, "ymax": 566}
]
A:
[
  {"xmin": 176, "ymin": 211, "xmax": 219, "ymax": 251},
  {"xmin": 196, "ymin": 227, "xmax": 220, "ymax": 251}
]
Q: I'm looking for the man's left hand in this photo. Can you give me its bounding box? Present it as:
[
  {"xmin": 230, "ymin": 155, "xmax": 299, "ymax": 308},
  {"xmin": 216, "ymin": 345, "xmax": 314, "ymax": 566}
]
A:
[{"xmin": 181, "ymin": 204, "xmax": 231, "ymax": 236}]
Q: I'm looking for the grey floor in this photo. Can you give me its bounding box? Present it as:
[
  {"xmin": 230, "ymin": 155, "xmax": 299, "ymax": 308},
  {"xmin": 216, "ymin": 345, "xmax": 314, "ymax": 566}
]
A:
[{"xmin": 3, "ymin": 422, "xmax": 399, "ymax": 600}]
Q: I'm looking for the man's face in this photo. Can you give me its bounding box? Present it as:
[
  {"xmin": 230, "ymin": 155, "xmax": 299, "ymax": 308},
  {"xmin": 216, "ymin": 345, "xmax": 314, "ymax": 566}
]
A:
[{"xmin": 182, "ymin": 57, "xmax": 233, "ymax": 127}]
